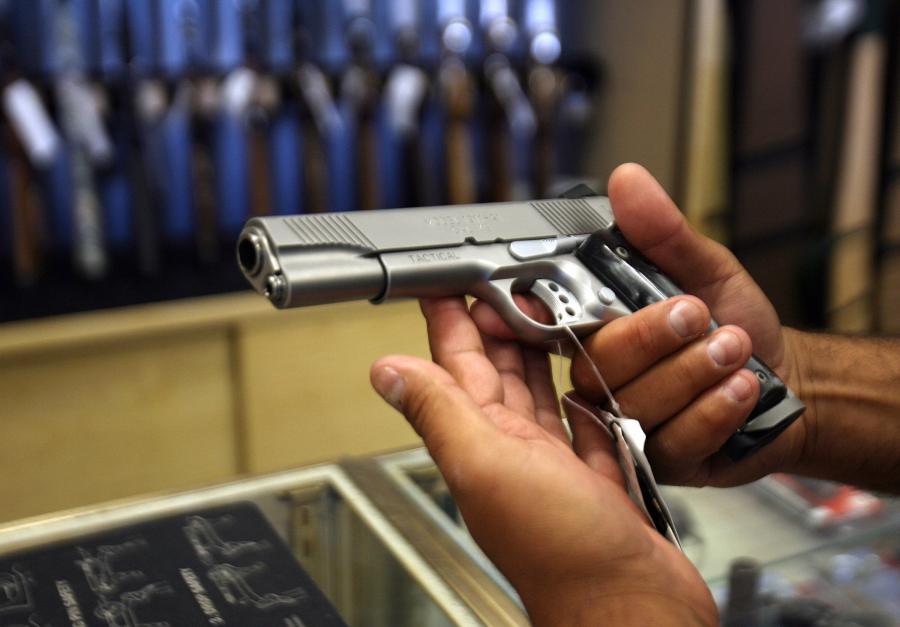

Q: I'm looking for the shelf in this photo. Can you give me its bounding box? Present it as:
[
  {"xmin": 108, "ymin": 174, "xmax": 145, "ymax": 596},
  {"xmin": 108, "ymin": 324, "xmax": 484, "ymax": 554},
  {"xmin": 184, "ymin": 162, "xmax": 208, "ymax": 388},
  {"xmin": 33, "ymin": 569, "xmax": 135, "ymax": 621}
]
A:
[{"xmin": 0, "ymin": 291, "xmax": 272, "ymax": 359}]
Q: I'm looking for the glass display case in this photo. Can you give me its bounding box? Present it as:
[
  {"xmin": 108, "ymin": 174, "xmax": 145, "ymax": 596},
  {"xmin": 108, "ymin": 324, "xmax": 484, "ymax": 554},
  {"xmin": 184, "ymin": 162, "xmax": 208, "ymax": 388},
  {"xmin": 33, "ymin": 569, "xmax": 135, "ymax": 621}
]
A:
[
  {"xmin": 0, "ymin": 455, "xmax": 526, "ymax": 627},
  {"xmin": 373, "ymin": 449, "xmax": 900, "ymax": 624},
  {"xmin": 1, "ymin": 448, "xmax": 897, "ymax": 625}
]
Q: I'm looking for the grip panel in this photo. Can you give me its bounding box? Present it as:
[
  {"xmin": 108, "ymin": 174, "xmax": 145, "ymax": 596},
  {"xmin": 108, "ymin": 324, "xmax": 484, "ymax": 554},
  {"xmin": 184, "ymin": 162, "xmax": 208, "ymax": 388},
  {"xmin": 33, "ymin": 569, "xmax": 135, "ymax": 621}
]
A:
[{"xmin": 574, "ymin": 227, "xmax": 804, "ymax": 461}]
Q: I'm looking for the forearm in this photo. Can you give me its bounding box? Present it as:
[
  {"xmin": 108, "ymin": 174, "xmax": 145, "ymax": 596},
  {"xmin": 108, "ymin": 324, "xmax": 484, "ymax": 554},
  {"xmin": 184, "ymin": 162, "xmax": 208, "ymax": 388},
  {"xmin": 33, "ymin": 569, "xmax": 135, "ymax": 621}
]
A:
[{"xmin": 785, "ymin": 328, "xmax": 900, "ymax": 492}]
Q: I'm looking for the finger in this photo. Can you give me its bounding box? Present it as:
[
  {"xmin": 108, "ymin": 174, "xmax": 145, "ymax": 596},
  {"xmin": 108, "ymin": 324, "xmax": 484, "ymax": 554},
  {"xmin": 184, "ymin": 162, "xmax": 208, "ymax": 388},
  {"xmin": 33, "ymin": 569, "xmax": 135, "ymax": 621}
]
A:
[
  {"xmin": 613, "ymin": 325, "xmax": 754, "ymax": 430},
  {"xmin": 420, "ymin": 297, "xmax": 503, "ymax": 407},
  {"xmin": 608, "ymin": 163, "xmax": 783, "ymax": 362},
  {"xmin": 470, "ymin": 294, "xmax": 554, "ymax": 340},
  {"xmin": 609, "ymin": 163, "xmax": 751, "ymax": 303},
  {"xmin": 522, "ymin": 347, "xmax": 569, "ymax": 443},
  {"xmin": 571, "ymin": 296, "xmax": 711, "ymax": 399},
  {"xmin": 371, "ymin": 355, "xmax": 514, "ymax": 497},
  {"xmin": 482, "ymin": 335, "xmax": 535, "ymax": 418},
  {"xmin": 704, "ymin": 427, "xmax": 798, "ymax": 488},
  {"xmin": 562, "ymin": 393, "xmax": 625, "ymax": 484},
  {"xmin": 645, "ymin": 369, "xmax": 759, "ymax": 485}
]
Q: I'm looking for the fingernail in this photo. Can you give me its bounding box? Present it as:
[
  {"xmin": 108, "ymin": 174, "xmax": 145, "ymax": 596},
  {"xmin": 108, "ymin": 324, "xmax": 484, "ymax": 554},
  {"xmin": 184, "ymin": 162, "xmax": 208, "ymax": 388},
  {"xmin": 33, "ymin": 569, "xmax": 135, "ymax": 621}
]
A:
[
  {"xmin": 707, "ymin": 330, "xmax": 742, "ymax": 366},
  {"xmin": 668, "ymin": 300, "xmax": 705, "ymax": 337},
  {"xmin": 372, "ymin": 366, "xmax": 405, "ymax": 411},
  {"xmin": 724, "ymin": 373, "xmax": 753, "ymax": 402}
]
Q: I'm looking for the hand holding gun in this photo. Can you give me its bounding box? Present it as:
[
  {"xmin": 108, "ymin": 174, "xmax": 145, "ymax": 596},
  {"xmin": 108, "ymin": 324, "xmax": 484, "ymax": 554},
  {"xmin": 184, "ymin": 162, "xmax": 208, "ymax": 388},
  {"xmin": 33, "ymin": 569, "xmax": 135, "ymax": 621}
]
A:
[
  {"xmin": 237, "ymin": 181, "xmax": 804, "ymax": 462},
  {"xmin": 238, "ymin": 167, "xmax": 810, "ymax": 626}
]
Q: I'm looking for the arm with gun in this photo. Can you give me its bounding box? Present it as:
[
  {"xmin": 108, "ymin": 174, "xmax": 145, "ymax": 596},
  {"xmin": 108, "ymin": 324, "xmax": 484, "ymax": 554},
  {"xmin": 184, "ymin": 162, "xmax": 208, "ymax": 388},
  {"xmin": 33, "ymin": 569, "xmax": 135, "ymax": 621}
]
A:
[
  {"xmin": 239, "ymin": 163, "xmax": 900, "ymax": 624},
  {"xmin": 237, "ymin": 164, "xmax": 820, "ymax": 623},
  {"xmin": 398, "ymin": 165, "xmax": 900, "ymax": 625}
]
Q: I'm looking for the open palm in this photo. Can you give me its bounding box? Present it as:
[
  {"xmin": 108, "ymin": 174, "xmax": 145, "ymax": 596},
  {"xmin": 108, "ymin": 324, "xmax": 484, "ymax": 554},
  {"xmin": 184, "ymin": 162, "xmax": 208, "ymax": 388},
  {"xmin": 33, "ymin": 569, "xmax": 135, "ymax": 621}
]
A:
[{"xmin": 371, "ymin": 297, "xmax": 717, "ymax": 625}]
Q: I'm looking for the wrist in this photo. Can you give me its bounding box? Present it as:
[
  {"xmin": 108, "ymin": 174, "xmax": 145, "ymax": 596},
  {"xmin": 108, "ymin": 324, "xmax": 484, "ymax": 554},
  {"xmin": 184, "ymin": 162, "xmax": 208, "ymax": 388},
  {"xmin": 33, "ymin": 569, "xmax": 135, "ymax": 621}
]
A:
[
  {"xmin": 523, "ymin": 588, "xmax": 717, "ymax": 627},
  {"xmin": 780, "ymin": 328, "xmax": 900, "ymax": 491},
  {"xmin": 515, "ymin": 552, "xmax": 718, "ymax": 627}
]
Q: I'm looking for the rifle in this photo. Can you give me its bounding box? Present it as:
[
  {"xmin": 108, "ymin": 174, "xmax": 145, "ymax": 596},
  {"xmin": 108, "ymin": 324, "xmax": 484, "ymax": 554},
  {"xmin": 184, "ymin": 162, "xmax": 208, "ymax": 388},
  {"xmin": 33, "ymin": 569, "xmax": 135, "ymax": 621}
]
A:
[
  {"xmin": 524, "ymin": 0, "xmax": 562, "ymax": 199},
  {"xmin": 0, "ymin": 4, "xmax": 60, "ymax": 285},
  {"xmin": 341, "ymin": 0, "xmax": 381, "ymax": 210},
  {"xmin": 380, "ymin": 0, "xmax": 429, "ymax": 208},
  {"xmin": 437, "ymin": 0, "xmax": 476, "ymax": 205},
  {"xmin": 480, "ymin": 0, "xmax": 536, "ymax": 201},
  {"xmin": 55, "ymin": 0, "xmax": 113, "ymax": 279},
  {"xmin": 123, "ymin": 0, "xmax": 164, "ymax": 276},
  {"xmin": 259, "ymin": 0, "xmax": 302, "ymax": 216}
]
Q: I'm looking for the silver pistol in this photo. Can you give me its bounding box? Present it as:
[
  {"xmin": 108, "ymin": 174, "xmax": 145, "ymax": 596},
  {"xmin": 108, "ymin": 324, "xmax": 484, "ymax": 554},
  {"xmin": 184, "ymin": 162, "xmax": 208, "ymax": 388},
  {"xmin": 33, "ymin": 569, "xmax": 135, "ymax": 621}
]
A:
[{"xmin": 237, "ymin": 186, "xmax": 805, "ymax": 461}]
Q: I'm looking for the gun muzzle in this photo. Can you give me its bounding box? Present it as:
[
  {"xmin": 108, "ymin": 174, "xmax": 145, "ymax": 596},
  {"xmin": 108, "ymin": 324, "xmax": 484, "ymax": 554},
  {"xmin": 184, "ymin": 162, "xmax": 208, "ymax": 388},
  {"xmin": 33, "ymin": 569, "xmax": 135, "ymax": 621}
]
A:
[{"xmin": 237, "ymin": 227, "xmax": 385, "ymax": 307}]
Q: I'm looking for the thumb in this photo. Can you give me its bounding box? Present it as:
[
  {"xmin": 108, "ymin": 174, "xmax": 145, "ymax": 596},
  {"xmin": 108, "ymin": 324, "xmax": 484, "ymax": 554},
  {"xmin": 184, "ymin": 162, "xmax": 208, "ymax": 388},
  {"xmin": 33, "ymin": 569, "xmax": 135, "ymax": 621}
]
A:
[
  {"xmin": 608, "ymin": 163, "xmax": 750, "ymax": 303},
  {"xmin": 370, "ymin": 355, "xmax": 499, "ymax": 471},
  {"xmin": 607, "ymin": 164, "xmax": 783, "ymax": 363}
]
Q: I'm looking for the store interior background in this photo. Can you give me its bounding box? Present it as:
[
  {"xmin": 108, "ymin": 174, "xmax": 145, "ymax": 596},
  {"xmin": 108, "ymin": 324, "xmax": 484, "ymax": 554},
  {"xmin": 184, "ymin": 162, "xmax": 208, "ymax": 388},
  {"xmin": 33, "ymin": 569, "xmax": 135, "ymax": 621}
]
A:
[{"xmin": 0, "ymin": 0, "xmax": 897, "ymax": 541}]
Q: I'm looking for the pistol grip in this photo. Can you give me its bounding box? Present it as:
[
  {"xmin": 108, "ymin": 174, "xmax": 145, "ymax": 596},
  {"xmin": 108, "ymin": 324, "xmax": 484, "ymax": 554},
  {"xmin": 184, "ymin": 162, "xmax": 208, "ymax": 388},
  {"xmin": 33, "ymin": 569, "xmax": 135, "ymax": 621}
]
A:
[
  {"xmin": 574, "ymin": 227, "xmax": 805, "ymax": 461},
  {"xmin": 719, "ymin": 389, "xmax": 806, "ymax": 460}
]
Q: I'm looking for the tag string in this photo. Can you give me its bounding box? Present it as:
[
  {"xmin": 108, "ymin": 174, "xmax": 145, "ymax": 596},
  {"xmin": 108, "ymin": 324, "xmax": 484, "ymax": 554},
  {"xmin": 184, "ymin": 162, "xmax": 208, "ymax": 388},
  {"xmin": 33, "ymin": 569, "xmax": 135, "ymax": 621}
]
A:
[
  {"xmin": 561, "ymin": 325, "xmax": 622, "ymax": 417},
  {"xmin": 554, "ymin": 325, "xmax": 684, "ymax": 550}
]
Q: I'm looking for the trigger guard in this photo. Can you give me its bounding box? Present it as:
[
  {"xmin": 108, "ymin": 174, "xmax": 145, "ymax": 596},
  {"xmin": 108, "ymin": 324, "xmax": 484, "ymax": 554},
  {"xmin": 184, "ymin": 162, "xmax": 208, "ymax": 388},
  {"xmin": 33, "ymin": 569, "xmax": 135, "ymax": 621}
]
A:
[
  {"xmin": 531, "ymin": 278, "xmax": 582, "ymax": 325},
  {"xmin": 473, "ymin": 279, "xmax": 606, "ymax": 344}
]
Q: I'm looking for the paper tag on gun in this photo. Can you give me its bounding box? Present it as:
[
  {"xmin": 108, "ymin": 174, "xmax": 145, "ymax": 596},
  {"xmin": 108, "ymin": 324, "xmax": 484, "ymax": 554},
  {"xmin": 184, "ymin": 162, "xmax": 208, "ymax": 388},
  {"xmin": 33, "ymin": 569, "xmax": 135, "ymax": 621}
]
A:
[
  {"xmin": 563, "ymin": 396, "xmax": 683, "ymax": 550},
  {"xmin": 610, "ymin": 416, "xmax": 683, "ymax": 549}
]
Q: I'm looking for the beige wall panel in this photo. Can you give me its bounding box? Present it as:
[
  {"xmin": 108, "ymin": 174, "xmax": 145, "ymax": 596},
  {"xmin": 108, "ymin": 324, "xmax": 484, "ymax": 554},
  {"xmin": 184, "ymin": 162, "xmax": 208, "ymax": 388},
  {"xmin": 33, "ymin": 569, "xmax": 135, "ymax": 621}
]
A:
[
  {"xmin": 578, "ymin": 1, "xmax": 688, "ymax": 195},
  {"xmin": 0, "ymin": 330, "xmax": 237, "ymax": 522},
  {"xmin": 238, "ymin": 301, "xmax": 428, "ymax": 473}
]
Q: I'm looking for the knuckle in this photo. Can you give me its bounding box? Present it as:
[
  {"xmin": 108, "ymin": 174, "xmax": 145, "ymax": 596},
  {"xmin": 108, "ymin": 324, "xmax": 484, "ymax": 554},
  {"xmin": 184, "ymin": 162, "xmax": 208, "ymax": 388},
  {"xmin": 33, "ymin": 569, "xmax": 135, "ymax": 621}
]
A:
[
  {"xmin": 628, "ymin": 315, "xmax": 660, "ymax": 358},
  {"xmin": 403, "ymin": 383, "xmax": 441, "ymax": 434},
  {"xmin": 651, "ymin": 429, "xmax": 680, "ymax": 465},
  {"xmin": 693, "ymin": 398, "xmax": 726, "ymax": 435},
  {"xmin": 675, "ymin": 349, "xmax": 711, "ymax": 390},
  {"xmin": 570, "ymin": 355, "xmax": 592, "ymax": 392},
  {"xmin": 648, "ymin": 434, "xmax": 693, "ymax": 484},
  {"xmin": 570, "ymin": 354, "xmax": 607, "ymax": 400}
]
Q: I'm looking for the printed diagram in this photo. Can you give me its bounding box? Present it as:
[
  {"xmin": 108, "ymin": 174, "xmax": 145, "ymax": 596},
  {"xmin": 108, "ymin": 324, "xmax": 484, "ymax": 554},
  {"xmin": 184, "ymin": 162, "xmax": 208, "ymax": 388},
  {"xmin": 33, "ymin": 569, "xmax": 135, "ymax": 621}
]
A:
[
  {"xmin": 93, "ymin": 582, "xmax": 174, "ymax": 627},
  {"xmin": 9, "ymin": 613, "xmax": 50, "ymax": 627},
  {"xmin": 76, "ymin": 538, "xmax": 148, "ymax": 596},
  {"xmin": 183, "ymin": 515, "xmax": 269, "ymax": 565},
  {"xmin": 79, "ymin": 539, "xmax": 175, "ymax": 626},
  {"xmin": 207, "ymin": 563, "xmax": 305, "ymax": 610},
  {"xmin": 0, "ymin": 566, "xmax": 33, "ymax": 615}
]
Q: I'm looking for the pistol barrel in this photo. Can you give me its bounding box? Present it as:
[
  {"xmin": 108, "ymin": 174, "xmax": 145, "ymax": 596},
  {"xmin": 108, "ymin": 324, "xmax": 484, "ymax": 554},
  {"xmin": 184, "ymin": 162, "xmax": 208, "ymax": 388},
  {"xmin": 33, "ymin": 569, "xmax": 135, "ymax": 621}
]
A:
[
  {"xmin": 237, "ymin": 197, "xmax": 613, "ymax": 308},
  {"xmin": 238, "ymin": 227, "xmax": 385, "ymax": 307}
]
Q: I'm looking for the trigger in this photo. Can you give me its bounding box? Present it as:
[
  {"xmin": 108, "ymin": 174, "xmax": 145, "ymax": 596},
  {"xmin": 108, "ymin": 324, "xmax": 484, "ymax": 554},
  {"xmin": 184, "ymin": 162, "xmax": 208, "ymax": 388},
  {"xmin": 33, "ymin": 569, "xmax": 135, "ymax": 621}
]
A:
[{"xmin": 531, "ymin": 279, "xmax": 581, "ymax": 325}]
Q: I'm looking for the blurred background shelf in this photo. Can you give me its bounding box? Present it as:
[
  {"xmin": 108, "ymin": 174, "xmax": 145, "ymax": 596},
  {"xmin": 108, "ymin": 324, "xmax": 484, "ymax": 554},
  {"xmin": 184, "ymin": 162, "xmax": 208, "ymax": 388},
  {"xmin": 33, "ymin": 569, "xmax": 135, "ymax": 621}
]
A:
[
  {"xmin": 4, "ymin": 11, "xmax": 900, "ymax": 616},
  {"xmin": 0, "ymin": 297, "xmax": 427, "ymax": 522}
]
